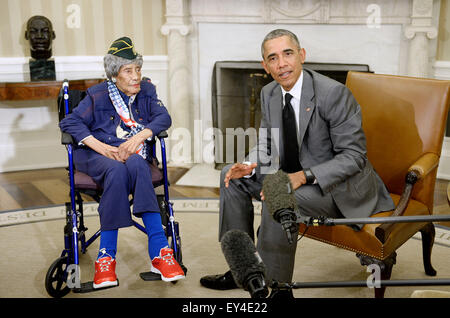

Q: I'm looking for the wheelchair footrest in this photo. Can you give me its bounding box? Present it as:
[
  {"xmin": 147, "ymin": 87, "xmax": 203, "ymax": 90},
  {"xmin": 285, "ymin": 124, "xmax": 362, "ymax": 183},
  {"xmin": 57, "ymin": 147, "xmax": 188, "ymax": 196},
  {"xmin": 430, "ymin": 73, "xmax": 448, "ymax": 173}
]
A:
[
  {"xmin": 72, "ymin": 280, "xmax": 119, "ymax": 293},
  {"xmin": 139, "ymin": 271, "xmax": 162, "ymax": 281}
]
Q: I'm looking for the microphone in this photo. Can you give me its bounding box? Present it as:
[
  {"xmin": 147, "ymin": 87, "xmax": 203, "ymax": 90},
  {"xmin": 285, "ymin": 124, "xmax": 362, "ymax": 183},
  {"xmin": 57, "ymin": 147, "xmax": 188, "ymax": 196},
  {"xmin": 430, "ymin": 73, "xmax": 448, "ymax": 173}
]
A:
[
  {"xmin": 221, "ymin": 230, "xmax": 269, "ymax": 298},
  {"xmin": 262, "ymin": 170, "xmax": 299, "ymax": 244}
]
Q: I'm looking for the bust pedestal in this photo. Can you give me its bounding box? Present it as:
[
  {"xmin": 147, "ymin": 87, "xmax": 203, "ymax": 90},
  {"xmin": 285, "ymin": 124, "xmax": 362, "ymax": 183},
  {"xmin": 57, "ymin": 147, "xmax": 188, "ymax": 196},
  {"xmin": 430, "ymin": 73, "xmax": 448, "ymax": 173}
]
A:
[{"xmin": 29, "ymin": 58, "xmax": 56, "ymax": 81}]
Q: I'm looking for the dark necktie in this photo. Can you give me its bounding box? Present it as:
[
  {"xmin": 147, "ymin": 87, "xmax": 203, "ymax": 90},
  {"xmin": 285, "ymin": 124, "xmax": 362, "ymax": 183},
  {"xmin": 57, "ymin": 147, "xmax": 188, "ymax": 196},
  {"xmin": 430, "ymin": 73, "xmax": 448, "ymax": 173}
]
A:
[{"xmin": 281, "ymin": 93, "xmax": 302, "ymax": 173}]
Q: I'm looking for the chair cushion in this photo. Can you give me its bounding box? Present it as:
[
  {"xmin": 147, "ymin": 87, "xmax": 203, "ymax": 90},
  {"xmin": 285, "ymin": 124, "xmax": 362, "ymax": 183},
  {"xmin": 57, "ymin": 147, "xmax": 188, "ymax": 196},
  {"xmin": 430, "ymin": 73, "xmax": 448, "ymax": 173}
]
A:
[
  {"xmin": 74, "ymin": 170, "xmax": 101, "ymax": 190},
  {"xmin": 298, "ymin": 194, "xmax": 430, "ymax": 260},
  {"xmin": 74, "ymin": 159, "xmax": 164, "ymax": 190},
  {"xmin": 149, "ymin": 160, "xmax": 164, "ymax": 186}
]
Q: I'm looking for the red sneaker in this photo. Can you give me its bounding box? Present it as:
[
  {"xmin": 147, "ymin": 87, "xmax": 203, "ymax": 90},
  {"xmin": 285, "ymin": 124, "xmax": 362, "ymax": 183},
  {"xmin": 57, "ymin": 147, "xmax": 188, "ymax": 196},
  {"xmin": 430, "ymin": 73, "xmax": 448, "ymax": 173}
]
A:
[
  {"xmin": 151, "ymin": 248, "xmax": 185, "ymax": 282},
  {"xmin": 93, "ymin": 256, "xmax": 118, "ymax": 289}
]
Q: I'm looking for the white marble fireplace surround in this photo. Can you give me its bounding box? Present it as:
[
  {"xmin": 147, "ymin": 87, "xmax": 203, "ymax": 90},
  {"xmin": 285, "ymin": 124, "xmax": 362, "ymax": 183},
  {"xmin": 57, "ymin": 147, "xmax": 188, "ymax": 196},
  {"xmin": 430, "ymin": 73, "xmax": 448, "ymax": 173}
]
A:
[{"xmin": 162, "ymin": 0, "xmax": 450, "ymax": 178}]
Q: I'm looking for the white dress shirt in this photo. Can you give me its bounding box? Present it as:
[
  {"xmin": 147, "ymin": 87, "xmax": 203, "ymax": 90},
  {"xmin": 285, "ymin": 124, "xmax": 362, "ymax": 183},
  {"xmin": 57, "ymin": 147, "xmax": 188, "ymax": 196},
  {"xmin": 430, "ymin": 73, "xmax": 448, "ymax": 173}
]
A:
[
  {"xmin": 244, "ymin": 71, "xmax": 304, "ymax": 178},
  {"xmin": 281, "ymin": 70, "xmax": 303, "ymax": 133}
]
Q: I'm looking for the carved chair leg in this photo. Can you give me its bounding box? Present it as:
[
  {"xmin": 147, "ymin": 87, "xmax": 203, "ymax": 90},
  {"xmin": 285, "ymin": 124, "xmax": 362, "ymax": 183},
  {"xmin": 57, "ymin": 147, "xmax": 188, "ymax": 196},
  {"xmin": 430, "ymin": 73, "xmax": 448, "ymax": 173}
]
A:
[
  {"xmin": 419, "ymin": 222, "xmax": 437, "ymax": 276},
  {"xmin": 357, "ymin": 252, "xmax": 397, "ymax": 298}
]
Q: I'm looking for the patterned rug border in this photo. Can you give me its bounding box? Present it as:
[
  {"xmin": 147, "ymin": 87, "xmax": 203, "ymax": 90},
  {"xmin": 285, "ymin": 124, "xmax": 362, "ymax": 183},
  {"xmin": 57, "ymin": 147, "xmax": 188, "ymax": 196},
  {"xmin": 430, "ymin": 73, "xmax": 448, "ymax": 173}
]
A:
[
  {"xmin": 1, "ymin": 199, "xmax": 448, "ymax": 248},
  {"xmin": 0, "ymin": 198, "xmax": 263, "ymax": 228}
]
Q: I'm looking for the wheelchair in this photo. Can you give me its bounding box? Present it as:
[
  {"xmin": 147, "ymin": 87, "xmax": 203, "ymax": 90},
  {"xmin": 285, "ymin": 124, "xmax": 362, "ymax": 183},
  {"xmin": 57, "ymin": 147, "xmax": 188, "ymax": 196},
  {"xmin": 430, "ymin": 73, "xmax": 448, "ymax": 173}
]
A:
[{"xmin": 45, "ymin": 79, "xmax": 186, "ymax": 298}]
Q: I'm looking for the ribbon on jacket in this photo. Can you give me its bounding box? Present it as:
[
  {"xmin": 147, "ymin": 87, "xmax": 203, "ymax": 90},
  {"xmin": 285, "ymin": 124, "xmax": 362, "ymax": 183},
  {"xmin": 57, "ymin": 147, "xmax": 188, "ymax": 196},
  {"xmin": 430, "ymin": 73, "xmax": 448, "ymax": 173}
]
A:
[{"xmin": 107, "ymin": 80, "xmax": 148, "ymax": 159}]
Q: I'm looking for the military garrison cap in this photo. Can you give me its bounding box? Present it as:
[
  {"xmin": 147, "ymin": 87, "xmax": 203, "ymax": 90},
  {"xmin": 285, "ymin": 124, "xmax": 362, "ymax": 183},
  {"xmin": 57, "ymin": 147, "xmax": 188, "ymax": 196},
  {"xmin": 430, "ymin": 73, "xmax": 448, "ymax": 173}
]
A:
[{"xmin": 107, "ymin": 36, "xmax": 138, "ymax": 60}]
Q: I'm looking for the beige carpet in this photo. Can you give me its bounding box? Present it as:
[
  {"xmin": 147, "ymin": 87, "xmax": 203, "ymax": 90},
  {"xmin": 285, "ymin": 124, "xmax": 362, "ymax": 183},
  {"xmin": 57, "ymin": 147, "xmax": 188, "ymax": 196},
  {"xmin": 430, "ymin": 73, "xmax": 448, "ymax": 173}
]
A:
[
  {"xmin": 175, "ymin": 164, "xmax": 221, "ymax": 188},
  {"xmin": 1, "ymin": 199, "xmax": 450, "ymax": 299}
]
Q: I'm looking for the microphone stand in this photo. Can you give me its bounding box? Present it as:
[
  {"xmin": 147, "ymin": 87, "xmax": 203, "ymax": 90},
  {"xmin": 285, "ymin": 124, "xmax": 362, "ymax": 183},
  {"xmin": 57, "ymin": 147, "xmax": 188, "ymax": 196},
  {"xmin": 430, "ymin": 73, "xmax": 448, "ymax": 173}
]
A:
[
  {"xmin": 272, "ymin": 213, "xmax": 450, "ymax": 292},
  {"xmin": 298, "ymin": 214, "xmax": 450, "ymax": 226},
  {"xmin": 271, "ymin": 278, "xmax": 450, "ymax": 290}
]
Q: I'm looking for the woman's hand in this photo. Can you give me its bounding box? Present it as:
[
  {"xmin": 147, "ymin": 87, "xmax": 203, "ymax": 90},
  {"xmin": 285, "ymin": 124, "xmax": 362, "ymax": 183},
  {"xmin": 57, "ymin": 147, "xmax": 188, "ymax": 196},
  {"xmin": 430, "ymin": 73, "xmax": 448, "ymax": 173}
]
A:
[
  {"xmin": 82, "ymin": 136, "xmax": 123, "ymax": 162},
  {"xmin": 102, "ymin": 144, "xmax": 123, "ymax": 162},
  {"xmin": 117, "ymin": 135, "xmax": 143, "ymax": 161},
  {"xmin": 118, "ymin": 128, "xmax": 153, "ymax": 161}
]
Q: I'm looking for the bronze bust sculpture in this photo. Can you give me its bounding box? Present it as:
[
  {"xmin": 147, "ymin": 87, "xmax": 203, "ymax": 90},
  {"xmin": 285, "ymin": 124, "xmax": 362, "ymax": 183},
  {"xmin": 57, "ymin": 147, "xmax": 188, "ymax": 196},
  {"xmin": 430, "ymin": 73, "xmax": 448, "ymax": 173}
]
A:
[
  {"xmin": 25, "ymin": 15, "xmax": 56, "ymax": 80},
  {"xmin": 25, "ymin": 15, "xmax": 56, "ymax": 60}
]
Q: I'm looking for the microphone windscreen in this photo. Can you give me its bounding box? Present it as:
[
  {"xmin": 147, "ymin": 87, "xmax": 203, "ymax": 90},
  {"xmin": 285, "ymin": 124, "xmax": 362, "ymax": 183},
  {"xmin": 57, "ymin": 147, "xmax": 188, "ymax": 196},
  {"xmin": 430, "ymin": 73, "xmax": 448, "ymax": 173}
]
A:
[
  {"xmin": 221, "ymin": 230, "xmax": 266, "ymax": 288},
  {"xmin": 262, "ymin": 170, "xmax": 297, "ymax": 218}
]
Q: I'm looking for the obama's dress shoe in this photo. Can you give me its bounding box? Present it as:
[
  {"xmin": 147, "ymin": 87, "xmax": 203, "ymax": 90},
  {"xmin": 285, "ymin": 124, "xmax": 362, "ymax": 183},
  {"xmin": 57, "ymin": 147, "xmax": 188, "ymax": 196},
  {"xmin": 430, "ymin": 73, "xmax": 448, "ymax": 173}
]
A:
[{"xmin": 199, "ymin": 270, "xmax": 238, "ymax": 290}]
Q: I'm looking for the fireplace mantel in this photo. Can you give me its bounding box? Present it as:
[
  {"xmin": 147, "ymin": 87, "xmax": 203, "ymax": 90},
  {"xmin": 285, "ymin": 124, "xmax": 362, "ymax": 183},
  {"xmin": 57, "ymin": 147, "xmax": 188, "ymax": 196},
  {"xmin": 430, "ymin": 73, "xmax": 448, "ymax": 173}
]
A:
[{"xmin": 161, "ymin": 0, "xmax": 441, "ymax": 165}]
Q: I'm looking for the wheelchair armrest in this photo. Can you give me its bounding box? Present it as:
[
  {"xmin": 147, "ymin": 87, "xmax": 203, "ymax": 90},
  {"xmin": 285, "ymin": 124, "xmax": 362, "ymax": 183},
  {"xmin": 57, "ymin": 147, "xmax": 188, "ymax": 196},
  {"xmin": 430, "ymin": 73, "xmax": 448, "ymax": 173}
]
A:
[
  {"xmin": 157, "ymin": 130, "xmax": 168, "ymax": 139},
  {"xmin": 375, "ymin": 153, "xmax": 439, "ymax": 243},
  {"xmin": 61, "ymin": 132, "xmax": 74, "ymax": 145}
]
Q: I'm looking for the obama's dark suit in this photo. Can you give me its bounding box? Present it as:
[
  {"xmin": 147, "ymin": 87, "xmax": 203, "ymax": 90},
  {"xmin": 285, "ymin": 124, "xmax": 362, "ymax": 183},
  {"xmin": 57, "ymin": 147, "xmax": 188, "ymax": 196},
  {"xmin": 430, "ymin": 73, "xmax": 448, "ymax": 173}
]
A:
[{"xmin": 219, "ymin": 69, "xmax": 394, "ymax": 283}]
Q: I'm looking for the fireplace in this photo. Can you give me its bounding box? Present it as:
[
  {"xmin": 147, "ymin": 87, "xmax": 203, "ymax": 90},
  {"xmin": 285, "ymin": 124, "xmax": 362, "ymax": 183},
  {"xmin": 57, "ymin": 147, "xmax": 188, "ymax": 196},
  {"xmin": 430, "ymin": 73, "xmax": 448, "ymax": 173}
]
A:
[
  {"xmin": 161, "ymin": 0, "xmax": 440, "ymax": 167},
  {"xmin": 211, "ymin": 61, "xmax": 371, "ymax": 169}
]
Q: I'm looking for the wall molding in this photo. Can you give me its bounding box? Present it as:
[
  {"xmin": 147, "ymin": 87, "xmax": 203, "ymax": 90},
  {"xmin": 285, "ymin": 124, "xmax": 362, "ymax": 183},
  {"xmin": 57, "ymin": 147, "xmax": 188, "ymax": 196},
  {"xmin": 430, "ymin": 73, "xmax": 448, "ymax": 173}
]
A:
[
  {"xmin": 438, "ymin": 137, "xmax": 450, "ymax": 180},
  {"xmin": 0, "ymin": 55, "xmax": 168, "ymax": 82},
  {"xmin": 433, "ymin": 60, "xmax": 450, "ymax": 80}
]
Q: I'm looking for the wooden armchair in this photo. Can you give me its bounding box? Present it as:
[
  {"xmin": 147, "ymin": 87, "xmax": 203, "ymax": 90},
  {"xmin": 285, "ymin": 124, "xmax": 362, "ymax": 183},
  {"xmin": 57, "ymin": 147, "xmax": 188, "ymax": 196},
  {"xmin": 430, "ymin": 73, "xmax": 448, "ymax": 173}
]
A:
[{"xmin": 298, "ymin": 71, "xmax": 450, "ymax": 298}]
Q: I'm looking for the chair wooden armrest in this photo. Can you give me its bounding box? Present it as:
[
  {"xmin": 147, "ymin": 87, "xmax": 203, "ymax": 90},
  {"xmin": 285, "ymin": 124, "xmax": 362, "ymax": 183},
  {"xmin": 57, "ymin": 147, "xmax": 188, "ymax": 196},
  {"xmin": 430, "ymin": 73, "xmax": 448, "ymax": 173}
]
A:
[
  {"xmin": 408, "ymin": 153, "xmax": 439, "ymax": 180},
  {"xmin": 375, "ymin": 153, "xmax": 439, "ymax": 242}
]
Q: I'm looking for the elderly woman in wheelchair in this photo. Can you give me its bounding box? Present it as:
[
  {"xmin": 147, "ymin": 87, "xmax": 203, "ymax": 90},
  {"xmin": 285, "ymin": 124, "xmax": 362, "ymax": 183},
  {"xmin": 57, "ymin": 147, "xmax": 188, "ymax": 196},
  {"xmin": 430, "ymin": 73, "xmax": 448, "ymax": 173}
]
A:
[{"xmin": 59, "ymin": 37, "xmax": 185, "ymax": 289}]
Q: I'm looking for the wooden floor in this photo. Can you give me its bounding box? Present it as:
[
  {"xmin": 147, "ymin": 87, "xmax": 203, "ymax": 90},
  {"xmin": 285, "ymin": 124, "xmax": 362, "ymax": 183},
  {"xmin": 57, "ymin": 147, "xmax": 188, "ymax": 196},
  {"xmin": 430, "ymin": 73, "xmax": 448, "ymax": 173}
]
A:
[
  {"xmin": 0, "ymin": 167, "xmax": 449, "ymax": 227},
  {"xmin": 0, "ymin": 167, "xmax": 219, "ymax": 212}
]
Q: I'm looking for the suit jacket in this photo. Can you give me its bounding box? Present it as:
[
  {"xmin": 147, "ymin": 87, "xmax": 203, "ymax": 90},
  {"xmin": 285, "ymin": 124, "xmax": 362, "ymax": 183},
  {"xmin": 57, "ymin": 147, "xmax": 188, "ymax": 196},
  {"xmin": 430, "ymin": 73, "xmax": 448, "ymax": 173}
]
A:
[{"xmin": 249, "ymin": 68, "xmax": 394, "ymax": 219}]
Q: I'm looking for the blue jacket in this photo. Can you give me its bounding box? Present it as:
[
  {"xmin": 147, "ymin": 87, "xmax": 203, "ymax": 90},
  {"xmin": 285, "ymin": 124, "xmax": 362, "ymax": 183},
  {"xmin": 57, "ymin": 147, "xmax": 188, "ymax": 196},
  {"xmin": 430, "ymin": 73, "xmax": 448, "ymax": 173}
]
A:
[{"xmin": 59, "ymin": 80, "xmax": 171, "ymax": 147}]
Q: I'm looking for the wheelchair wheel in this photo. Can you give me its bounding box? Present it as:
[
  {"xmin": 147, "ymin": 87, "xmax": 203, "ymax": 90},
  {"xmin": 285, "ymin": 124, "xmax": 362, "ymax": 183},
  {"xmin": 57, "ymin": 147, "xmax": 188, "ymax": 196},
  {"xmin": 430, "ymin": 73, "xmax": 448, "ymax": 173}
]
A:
[{"xmin": 45, "ymin": 256, "xmax": 71, "ymax": 298}]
